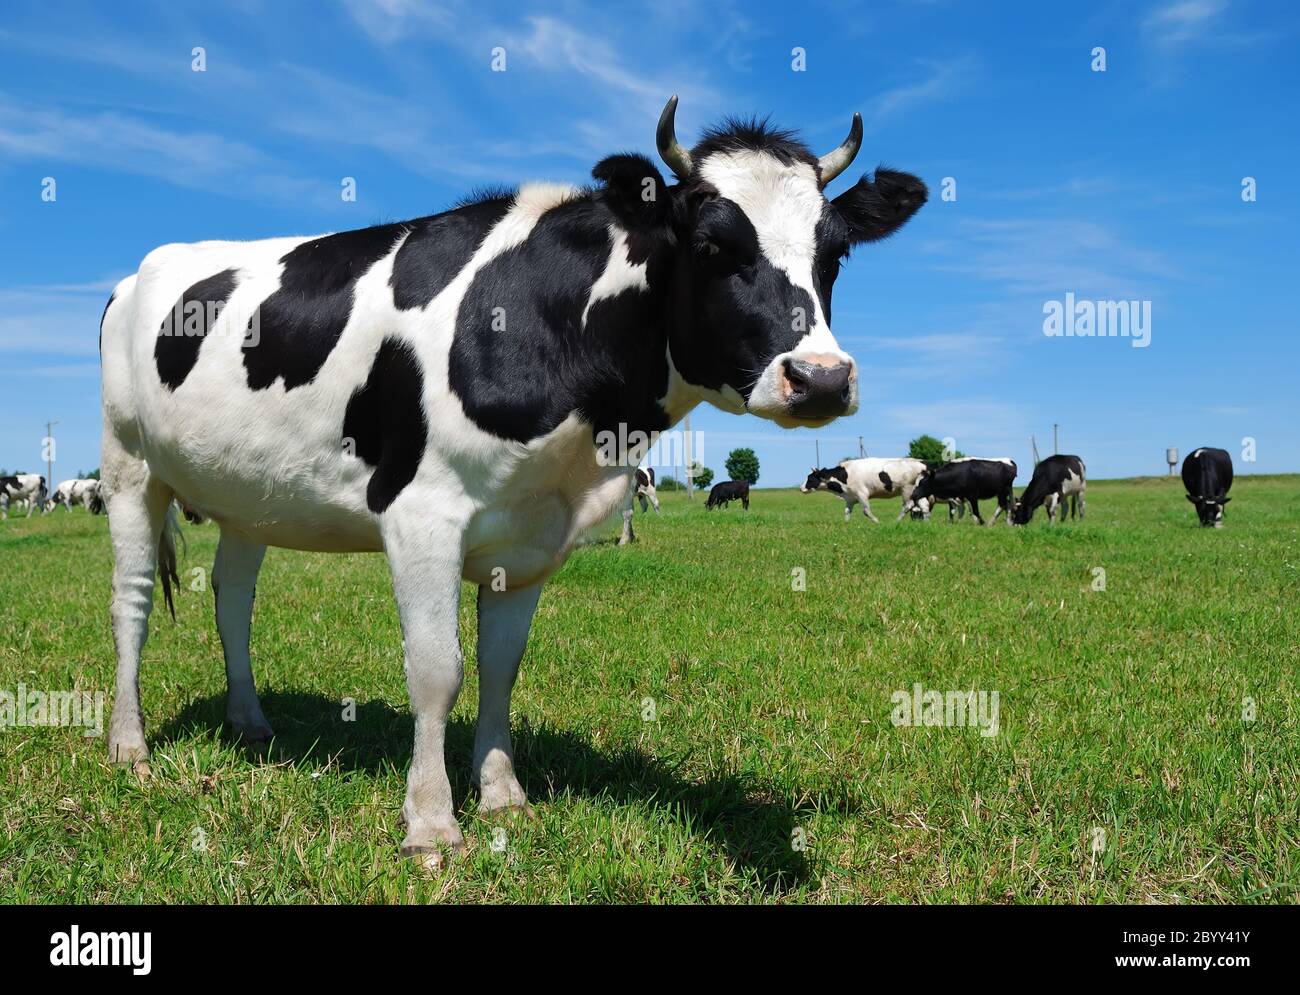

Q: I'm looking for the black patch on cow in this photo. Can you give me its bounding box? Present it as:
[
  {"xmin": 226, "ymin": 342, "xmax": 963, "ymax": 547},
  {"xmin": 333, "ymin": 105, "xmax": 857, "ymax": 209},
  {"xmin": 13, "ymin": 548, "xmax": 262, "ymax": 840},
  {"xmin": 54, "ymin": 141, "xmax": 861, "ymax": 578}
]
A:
[
  {"xmin": 390, "ymin": 196, "xmax": 514, "ymax": 311},
  {"xmin": 244, "ymin": 226, "xmax": 402, "ymax": 391},
  {"xmin": 449, "ymin": 196, "xmax": 672, "ymax": 444},
  {"xmin": 155, "ymin": 269, "xmax": 240, "ymax": 390},
  {"xmin": 826, "ymin": 466, "xmax": 848, "ymax": 484},
  {"xmin": 878, "ymin": 470, "xmax": 893, "ymax": 492},
  {"xmin": 826, "ymin": 479, "xmax": 845, "ymax": 495},
  {"xmin": 342, "ymin": 338, "xmax": 428, "ymax": 513},
  {"xmin": 98, "ymin": 290, "xmax": 116, "ymax": 355}
]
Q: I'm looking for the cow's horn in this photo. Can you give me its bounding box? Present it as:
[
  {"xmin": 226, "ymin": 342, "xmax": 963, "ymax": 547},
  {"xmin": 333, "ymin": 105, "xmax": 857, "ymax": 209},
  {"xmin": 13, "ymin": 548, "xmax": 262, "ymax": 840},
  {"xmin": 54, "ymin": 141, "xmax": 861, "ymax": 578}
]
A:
[
  {"xmin": 657, "ymin": 95, "xmax": 693, "ymax": 178},
  {"xmin": 818, "ymin": 113, "xmax": 863, "ymax": 186}
]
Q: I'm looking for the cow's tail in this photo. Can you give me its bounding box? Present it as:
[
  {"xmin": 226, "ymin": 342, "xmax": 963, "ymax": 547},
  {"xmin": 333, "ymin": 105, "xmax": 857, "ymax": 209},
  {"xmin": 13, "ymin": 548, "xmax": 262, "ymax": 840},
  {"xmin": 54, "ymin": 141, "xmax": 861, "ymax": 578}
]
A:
[{"xmin": 158, "ymin": 506, "xmax": 184, "ymax": 621}]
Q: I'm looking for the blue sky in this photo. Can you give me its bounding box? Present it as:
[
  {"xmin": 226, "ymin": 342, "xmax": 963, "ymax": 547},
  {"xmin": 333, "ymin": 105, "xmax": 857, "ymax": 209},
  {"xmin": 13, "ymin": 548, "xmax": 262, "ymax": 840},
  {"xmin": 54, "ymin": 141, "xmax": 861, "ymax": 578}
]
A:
[{"xmin": 1, "ymin": 0, "xmax": 1296, "ymax": 485}]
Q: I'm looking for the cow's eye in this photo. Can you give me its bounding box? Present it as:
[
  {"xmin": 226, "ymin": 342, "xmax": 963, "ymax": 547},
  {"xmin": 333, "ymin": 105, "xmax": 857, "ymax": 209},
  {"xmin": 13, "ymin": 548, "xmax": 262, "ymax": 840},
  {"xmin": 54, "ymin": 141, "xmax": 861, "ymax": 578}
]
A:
[{"xmin": 696, "ymin": 239, "xmax": 722, "ymax": 258}]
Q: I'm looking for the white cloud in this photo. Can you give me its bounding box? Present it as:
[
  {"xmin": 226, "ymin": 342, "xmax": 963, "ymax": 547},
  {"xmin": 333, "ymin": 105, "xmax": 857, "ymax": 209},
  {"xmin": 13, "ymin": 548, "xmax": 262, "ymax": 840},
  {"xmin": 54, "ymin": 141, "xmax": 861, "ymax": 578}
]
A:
[
  {"xmin": 1143, "ymin": 0, "xmax": 1228, "ymax": 45},
  {"xmin": 868, "ymin": 56, "xmax": 979, "ymax": 129}
]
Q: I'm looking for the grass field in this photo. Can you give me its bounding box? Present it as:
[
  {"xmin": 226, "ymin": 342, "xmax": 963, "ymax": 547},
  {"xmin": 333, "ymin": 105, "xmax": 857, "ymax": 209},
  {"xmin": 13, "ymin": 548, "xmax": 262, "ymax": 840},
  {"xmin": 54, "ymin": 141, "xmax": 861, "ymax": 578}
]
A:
[{"xmin": 1, "ymin": 474, "xmax": 1297, "ymax": 904}]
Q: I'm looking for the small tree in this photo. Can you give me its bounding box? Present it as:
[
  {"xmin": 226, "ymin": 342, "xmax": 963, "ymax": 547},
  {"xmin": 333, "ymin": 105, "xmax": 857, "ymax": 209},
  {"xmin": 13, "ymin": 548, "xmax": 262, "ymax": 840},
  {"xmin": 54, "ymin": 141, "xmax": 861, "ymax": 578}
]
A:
[
  {"xmin": 908, "ymin": 434, "xmax": 964, "ymax": 470},
  {"xmin": 724, "ymin": 447, "xmax": 760, "ymax": 484},
  {"xmin": 689, "ymin": 461, "xmax": 714, "ymax": 490},
  {"xmin": 658, "ymin": 474, "xmax": 683, "ymax": 491}
]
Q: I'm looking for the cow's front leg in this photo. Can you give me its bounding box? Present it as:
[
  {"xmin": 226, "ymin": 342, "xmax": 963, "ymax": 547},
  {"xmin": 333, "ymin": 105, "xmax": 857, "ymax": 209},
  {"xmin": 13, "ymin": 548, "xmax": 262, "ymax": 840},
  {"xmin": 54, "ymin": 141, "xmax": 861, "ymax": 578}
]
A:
[
  {"xmin": 473, "ymin": 583, "xmax": 542, "ymax": 817},
  {"xmin": 384, "ymin": 516, "xmax": 467, "ymax": 864},
  {"xmin": 213, "ymin": 529, "xmax": 273, "ymax": 743},
  {"xmin": 842, "ymin": 499, "xmax": 853, "ymax": 522},
  {"xmin": 861, "ymin": 497, "xmax": 880, "ymax": 523},
  {"xmin": 968, "ymin": 500, "xmax": 985, "ymax": 525}
]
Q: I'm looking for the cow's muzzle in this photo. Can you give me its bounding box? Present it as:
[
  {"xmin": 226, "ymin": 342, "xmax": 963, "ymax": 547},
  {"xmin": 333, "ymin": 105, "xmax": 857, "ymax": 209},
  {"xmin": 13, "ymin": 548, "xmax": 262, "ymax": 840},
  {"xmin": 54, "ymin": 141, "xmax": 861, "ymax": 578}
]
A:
[{"xmin": 781, "ymin": 356, "xmax": 855, "ymax": 420}]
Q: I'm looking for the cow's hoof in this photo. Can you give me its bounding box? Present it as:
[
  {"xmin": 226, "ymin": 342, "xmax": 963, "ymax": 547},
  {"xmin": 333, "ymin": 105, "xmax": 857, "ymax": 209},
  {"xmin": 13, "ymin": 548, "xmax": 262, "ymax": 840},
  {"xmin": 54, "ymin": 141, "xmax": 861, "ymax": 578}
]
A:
[
  {"xmin": 401, "ymin": 832, "xmax": 465, "ymax": 871},
  {"xmin": 108, "ymin": 737, "xmax": 149, "ymax": 765},
  {"xmin": 479, "ymin": 800, "xmax": 537, "ymax": 821},
  {"xmin": 226, "ymin": 718, "xmax": 275, "ymax": 745}
]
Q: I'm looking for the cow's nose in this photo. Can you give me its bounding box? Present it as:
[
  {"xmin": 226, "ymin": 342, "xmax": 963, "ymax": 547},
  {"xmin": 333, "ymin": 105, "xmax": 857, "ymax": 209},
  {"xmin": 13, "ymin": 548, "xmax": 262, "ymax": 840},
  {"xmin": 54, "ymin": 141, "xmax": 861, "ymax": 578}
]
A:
[{"xmin": 783, "ymin": 357, "xmax": 853, "ymax": 419}]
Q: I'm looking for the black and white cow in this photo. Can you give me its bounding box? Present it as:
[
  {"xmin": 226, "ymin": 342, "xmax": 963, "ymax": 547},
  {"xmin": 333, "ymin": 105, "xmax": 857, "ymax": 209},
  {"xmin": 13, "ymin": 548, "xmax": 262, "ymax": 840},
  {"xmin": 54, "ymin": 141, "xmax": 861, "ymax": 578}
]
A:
[
  {"xmin": 905, "ymin": 458, "xmax": 1017, "ymax": 525},
  {"xmin": 634, "ymin": 467, "xmax": 660, "ymax": 515},
  {"xmin": 0, "ymin": 473, "xmax": 46, "ymax": 519},
  {"xmin": 616, "ymin": 466, "xmax": 661, "ymax": 546},
  {"xmin": 1010, "ymin": 455, "xmax": 1085, "ymax": 525},
  {"xmin": 46, "ymin": 478, "xmax": 105, "ymax": 514},
  {"xmin": 801, "ymin": 456, "xmax": 927, "ymax": 522},
  {"xmin": 97, "ymin": 97, "xmax": 926, "ymax": 865},
  {"xmin": 1182, "ymin": 447, "xmax": 1233, "ymax": 527},
  {"xmin": 706, "ymin": 480, "xmax": 750, "ymax": 510}
]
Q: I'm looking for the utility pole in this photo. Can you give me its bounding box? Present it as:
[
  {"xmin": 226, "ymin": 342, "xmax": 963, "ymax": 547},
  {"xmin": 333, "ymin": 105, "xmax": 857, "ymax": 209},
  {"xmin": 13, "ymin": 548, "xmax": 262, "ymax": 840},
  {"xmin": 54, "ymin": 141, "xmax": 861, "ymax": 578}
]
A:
[
  {"xmin": 1053, "ymin": 423, "xmax": 1059, "ymax": 455},
  {"xmin": 683, "ymin": 412, "xmax": 694, "ymax": 499},
  {"xmin": 858, "ymin": 436, "xmax": 865, "ymax": 459},
  {"xmin": 815, "ymin": 438, "xmax": 821, "ymax": 468},
  {"xmin": 1030, "ymin": 435, "xmax": 1040, "ymax": 467},
  {"xmin": 45, "ymin": 419, "xmax": 58, "ymax": 489}
]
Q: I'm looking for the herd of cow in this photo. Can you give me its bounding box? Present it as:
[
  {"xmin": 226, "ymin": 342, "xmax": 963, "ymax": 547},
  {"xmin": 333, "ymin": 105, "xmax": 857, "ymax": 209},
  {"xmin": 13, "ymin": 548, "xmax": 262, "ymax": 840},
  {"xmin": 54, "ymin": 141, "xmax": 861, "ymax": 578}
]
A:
[
  {"xmin": 627, "ymin": 446, "xmax": 1235, "ymax": 530},
  {"xmin": 0, "ymin": 473, "xmax": 104, "ymax": 518}
]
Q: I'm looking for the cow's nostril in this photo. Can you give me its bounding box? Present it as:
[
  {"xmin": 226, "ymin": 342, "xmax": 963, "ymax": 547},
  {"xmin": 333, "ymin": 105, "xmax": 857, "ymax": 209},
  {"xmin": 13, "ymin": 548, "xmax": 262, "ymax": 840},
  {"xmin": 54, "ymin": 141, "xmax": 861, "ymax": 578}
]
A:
[{"xmin": 782, "ymin": 358, "xmax": 811, "ymax": 394}]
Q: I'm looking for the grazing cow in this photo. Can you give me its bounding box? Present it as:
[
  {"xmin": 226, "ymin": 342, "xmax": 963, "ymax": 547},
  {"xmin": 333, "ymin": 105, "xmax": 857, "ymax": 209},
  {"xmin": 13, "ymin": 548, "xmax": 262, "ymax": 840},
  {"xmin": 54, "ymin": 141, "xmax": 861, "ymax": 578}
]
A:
[
  {"xmin": 906, "ymin": 458, "xmax": 1017, "ymax": 525},
  {"xmin": 617, "ymin": 466, "xmax": 661, "ymax": 546},
  {"xmin": 0, "ymin": 473, "xmax": 46, "ymax": 519},
  {"xmin": 46, "ymin": 478, "xmax": 105, "ymax": 514},
  {"xmin": 634, "ymin": 467, "xmax": 661, "ymax": 515},
  {"xmin": 1182, "ymin": 447, "xmax": 1233, "ymax": 527},
  {"xmin": 97, "ymin": 96, "xmax": 926, "ymax": 864},
  {"xmin": 1011, "ymin": 455, "xmax": 1085, "ymax": 525},
  {"xmin": 706, "ymin": 480, "xmax": 750, "ymax": 510},
  {"xmin": 801, "ymin": 456, "xmax": 927, "ymax": 522}
]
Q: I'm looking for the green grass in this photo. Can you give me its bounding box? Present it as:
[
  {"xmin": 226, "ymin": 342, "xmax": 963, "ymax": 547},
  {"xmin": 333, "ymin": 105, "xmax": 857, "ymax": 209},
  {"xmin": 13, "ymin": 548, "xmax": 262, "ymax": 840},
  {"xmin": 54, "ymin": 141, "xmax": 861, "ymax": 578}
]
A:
[{"xmin": 1, "ymin": 474, "xmax": 1297, "ymax": 903}]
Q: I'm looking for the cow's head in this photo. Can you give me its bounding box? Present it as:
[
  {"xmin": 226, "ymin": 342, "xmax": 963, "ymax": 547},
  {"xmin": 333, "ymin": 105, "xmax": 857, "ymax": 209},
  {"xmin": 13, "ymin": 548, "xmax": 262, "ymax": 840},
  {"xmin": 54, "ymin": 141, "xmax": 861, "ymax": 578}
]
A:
[
  {"xmin": 1009, "ymin": 497, "xmax": 1030, "ymax": 526},
  {"xmin": 801, "ymin": 465, "xmax": 848, "ymax": 494},
  {"xmin": 905, "ymin": 473, "xmax": 936, "ymax": 519},
  {"xmin": 1187, "ymin": 492, "xmax": 1229, "ymax": 527},
  {"xmin": 593, "ymin": 97, "xmax": 927, "ymax": 428}
]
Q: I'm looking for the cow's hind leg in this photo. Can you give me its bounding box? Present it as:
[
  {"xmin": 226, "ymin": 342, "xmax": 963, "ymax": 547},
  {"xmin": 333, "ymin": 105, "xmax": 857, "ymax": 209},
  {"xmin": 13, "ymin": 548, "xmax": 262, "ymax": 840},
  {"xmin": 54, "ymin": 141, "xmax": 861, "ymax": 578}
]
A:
[
  {"xmin": 213, "ymin": 529, "xmax": 273, "ymax": 743},
  {"xmin": 473, "ymin": 583, "xmax": 542, "ymax": 817},
  {"xmin": 104, "ymin": 447, "xmax": 174, "ymax": 764},
  {"xmin": 384, "ymin": 513, "xmax": 467, "ymax": 863}
]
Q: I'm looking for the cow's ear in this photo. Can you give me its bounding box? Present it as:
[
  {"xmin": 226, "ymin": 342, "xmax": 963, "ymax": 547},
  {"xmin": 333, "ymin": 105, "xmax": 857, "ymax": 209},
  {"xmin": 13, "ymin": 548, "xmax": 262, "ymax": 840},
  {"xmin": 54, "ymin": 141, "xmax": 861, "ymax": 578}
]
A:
[
  {"xmin": 832, "ymin": 168, "xmax": 928, "ymax": 246},
  {"xmin": 593, "ymin": 154, "xmax": 671, "ymax": 231},
  {"xmin": 1186, "ymin": 494, "xmax": 1198, "ymax": 503},
  {"xmin": 1221, "ymin": 496, "xmax": 1231, "ymax": 503}
]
